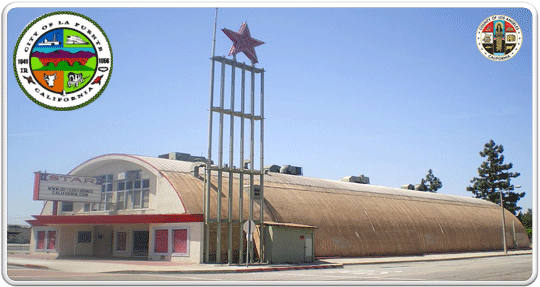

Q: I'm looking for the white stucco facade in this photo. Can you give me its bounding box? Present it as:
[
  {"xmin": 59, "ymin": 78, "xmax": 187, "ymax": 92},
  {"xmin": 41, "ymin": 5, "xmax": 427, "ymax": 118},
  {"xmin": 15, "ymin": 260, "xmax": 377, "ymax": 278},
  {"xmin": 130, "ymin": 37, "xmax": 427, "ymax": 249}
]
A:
[{"xmin": 29, "ymin": 154, "xmax": 204, "ymax": 262}]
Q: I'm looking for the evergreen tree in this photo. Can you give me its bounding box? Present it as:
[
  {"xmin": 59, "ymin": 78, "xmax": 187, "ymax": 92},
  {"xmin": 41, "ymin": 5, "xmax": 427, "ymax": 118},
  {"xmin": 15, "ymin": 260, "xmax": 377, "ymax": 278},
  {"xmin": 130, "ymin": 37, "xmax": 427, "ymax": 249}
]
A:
[
  {"xmin": 517, "ymin": 209, "xmax": 532, "ymax": 239},
  {"xmin": 419, "ymin": 169, "xmax": 442, "ymax": 192},
  {"xmin": 467, "ymin": 139, "xmax": 524, "ymax": 215}
]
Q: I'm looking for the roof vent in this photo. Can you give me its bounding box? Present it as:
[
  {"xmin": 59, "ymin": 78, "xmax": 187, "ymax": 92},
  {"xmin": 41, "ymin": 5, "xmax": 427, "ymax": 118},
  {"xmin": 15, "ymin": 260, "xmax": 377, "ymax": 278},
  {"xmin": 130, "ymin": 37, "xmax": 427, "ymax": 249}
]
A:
[
  {"xmin": 340, "ymin": 174, "xmax": 370, "ymax": 184},
  {"xmin": 159, "ymin": 152, "xmax": 206, "ymax": 163},
  {"xmin": 279, "ymin": 165, "xmax": 303, "ymax": 176},
  {"xmin": 190, "ymin": 162, "xmax": 206, "ymax": 178},
  {"xmin": 401, "ymin": 184, "xmax": 415, "ymax": 190}
]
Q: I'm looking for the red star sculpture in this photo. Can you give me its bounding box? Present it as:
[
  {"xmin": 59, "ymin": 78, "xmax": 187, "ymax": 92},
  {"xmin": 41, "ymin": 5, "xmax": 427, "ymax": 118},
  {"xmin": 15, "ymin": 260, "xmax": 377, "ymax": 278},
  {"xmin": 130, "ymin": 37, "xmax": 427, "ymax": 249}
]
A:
[{"xmin": 222, "ymin": 22, "xmax": 265, "ymax": 64}]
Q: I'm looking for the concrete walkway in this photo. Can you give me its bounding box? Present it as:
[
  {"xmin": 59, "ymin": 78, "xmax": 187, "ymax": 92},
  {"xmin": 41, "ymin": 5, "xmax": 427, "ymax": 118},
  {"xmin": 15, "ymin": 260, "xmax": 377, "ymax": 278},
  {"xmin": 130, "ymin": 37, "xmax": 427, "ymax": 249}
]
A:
[{"xmin": 6, "ymin": 250, "xmax": 532, "ymax": 274}]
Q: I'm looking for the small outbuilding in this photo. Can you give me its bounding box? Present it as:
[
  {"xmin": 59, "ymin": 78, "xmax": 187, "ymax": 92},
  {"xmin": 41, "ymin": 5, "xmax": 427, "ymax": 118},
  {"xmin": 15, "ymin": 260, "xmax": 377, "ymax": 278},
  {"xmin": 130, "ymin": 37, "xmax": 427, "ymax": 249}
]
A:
[{"xmin": 262, "ymin": 222, "xmax": 317, "ymax": 264}]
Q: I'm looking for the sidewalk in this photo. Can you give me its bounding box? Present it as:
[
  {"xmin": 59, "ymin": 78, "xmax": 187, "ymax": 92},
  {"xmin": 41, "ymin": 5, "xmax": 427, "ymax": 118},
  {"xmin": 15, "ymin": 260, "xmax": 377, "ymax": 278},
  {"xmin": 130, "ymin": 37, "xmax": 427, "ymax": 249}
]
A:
[{"xmin": 6, "ymin": 249, "xmax": 532, "ymax": 274}]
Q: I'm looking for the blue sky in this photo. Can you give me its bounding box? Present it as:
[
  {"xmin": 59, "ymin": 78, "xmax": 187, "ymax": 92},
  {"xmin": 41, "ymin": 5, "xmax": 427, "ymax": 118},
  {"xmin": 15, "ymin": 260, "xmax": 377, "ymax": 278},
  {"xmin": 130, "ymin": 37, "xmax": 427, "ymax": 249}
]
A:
[{"xmin": 5, "ymin": 7, "xmax": 534, "ymax": 225}]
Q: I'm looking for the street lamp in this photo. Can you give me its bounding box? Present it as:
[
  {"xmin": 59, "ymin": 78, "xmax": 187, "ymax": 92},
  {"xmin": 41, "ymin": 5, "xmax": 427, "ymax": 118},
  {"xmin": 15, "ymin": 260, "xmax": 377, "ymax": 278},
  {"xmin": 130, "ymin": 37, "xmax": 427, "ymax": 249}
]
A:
[{"xmin": 501, "ymin": 185, "xmax": 522, "ymax": 254}]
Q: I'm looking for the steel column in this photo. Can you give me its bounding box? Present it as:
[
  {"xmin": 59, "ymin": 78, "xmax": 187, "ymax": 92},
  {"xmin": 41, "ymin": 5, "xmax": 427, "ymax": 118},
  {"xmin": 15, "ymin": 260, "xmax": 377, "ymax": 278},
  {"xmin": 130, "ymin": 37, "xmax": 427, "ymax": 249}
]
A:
[
  {"xmin": 248, "ymin": 66, "xmax": 255, "ymax": 264},
  {"xmin": 216, "ymin": 61, "xmax": 226, "ymax": 263},
  {"xmin": 205, "ymin": 8, "xmax": 218, "ymax": 264},
  {"xmin": 205, "ymin": 55, "xmax": 264, "ymax": 264},
  {"xmin": 238, "ymin": 66, "xmax": 246, "ymax": 264},
  {"xmin": 259, "ymin": 69, "xmax": 265, "ymax": 263},
  {"xmin": 227, "ymin": 56, "xmax": 236, "ymax": 264}
]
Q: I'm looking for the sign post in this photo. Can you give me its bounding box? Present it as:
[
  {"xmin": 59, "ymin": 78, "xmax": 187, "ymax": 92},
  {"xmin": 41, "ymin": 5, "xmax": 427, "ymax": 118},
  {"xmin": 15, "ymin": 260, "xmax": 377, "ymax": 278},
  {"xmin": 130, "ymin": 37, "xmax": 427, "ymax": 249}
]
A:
[{"xmin": 243, "ymin": 220, "xmax": 256, "ymax": 267}]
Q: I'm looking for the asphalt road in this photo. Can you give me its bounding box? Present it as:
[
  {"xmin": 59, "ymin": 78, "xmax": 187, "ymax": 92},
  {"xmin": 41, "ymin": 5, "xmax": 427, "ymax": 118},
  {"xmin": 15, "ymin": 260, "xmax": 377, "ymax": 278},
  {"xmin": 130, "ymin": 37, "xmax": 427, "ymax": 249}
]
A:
[{"xmin": 6, "ymin": 254, "xmax": 534, "ymax": 282}]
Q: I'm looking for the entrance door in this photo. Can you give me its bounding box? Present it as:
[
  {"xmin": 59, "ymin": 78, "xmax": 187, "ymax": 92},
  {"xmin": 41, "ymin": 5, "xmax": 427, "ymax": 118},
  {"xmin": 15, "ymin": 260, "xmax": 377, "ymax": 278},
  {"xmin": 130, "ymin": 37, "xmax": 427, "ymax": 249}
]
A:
[
  {"xmin": 304, "ymin": 233, "xmax": 313, "ymax": 263},
  {"xmin": 133, "ymin": 231, "xmax": 149, "ymax": 257},
  {"xmin": 93, "ymin": 225, "xmax": 113, "ymax": 257}
]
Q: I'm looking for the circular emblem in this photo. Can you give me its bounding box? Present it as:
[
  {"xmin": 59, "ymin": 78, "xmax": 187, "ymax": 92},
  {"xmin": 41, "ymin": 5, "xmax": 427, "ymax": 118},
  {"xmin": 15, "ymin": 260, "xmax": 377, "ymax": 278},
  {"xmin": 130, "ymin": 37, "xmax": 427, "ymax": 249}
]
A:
[
  {"xmin": 476, "ymin": 15, "xmax": 522, "ymax": 61},
  {"xmin": 13, "ymin": 11, "xmax": 112, "ymax": 110}
]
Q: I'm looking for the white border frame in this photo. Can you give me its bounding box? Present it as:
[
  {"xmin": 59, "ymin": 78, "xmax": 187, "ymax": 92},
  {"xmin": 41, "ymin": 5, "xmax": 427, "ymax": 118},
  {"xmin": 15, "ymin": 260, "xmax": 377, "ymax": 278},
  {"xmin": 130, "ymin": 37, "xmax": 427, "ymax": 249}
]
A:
[{"xmin": 2, "ymin": 2, "xmax": 537, "ymax": 286}]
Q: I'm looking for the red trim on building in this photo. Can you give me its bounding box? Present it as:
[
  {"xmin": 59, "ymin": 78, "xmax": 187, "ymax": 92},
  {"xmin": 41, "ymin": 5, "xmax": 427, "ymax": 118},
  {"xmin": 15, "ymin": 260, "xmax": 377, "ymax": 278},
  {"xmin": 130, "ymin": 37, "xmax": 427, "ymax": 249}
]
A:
[
  {"xmin": 31, "ymin": 214, "xmax": 203, "ymax": 225},
  {"xmin": 26, "ymin": 219, "xmax": 46, "ymax": 226},
  {"xmin": 33, "ymin": 172, "xmax": 41, "ymax": 200}
]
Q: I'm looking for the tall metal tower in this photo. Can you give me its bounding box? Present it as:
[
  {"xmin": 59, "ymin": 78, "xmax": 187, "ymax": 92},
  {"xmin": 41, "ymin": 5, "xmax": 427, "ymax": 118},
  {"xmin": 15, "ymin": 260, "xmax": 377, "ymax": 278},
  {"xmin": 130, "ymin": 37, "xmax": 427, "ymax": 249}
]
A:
[{"xmin": 204, "ymin": 18, "xmax": 265, "ymax": 264}]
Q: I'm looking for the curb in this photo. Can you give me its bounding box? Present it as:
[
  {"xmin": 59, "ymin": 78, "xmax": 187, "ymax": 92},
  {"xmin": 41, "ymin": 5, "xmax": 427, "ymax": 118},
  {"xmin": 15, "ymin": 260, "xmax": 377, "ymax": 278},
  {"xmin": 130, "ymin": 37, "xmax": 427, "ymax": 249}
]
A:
[
  {"xmin": 8, "ymin": 251, "xmax": 531, "ymax": 275},
  {"xmin": 7, "ymin": 263, "xmax": 50, "ymax": 270},
  {"xmin": 104, "ymin": 263, "xmax": 344, "ymax": 275},
  {"xmin": 337, "ymin": 251, "xmax": 534, "ymax": 266}
]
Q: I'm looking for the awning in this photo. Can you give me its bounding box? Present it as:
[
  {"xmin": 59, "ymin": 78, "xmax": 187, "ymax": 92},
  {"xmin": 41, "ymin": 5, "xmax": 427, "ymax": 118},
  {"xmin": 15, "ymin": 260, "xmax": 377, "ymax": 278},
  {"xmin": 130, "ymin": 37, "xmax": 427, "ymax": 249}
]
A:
[
  {"xmin": 263, "ymin": 221, "xmax": 318, "ymax": 229},
  {"xmin": 30, "ymin": 214, "xmax": 204, "ymax": 225}
]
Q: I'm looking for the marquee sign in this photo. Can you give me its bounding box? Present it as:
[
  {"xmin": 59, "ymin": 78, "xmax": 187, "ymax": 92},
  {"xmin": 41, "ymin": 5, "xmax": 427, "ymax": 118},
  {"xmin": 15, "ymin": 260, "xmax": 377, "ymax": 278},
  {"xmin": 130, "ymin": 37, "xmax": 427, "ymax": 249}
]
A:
[{"xmin": 33, "ymin": 172, "xmax": 102, "ymax": 203}]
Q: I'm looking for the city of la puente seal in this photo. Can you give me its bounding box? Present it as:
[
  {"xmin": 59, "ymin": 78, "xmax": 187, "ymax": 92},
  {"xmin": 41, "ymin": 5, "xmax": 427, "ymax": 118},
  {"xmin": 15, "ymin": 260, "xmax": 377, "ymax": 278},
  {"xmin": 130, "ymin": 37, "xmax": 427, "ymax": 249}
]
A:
[
  {"xmin": 13, "ymin": 11, "xmax": 112, "ymax": 110},
  {"xmin": 476, "ymin": 15, "xmax": 523, "ymax": 61}
]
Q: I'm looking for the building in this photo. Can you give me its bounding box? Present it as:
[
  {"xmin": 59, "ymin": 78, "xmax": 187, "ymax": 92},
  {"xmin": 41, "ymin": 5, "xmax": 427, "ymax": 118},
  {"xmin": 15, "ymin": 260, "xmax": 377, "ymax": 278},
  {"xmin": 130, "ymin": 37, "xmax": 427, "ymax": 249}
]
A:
[
  {"xmin": 28, "ymin": 153, "xmax": 530, "ymax": 263},
  {"xmin": 7, "ymin": 225, "xmax": 31, "ymax": 244}
]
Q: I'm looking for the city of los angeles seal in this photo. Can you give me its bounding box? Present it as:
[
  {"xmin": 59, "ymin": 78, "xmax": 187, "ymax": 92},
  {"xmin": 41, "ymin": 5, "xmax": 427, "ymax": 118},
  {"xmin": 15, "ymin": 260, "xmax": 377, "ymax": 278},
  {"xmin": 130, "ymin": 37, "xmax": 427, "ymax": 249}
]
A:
[
  {"xmin": 13, "ymin": 11, "xmax": 112, "ymax": 110},
  {"xmin": 476, "ymin": 15, "xmax": 522, "ymax": 61}
]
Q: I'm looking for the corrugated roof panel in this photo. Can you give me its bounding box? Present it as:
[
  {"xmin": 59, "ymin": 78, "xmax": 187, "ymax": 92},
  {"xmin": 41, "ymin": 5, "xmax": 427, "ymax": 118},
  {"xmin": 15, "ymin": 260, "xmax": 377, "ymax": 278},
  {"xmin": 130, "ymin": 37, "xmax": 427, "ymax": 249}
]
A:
[
  {"xmin": 129, "ymin": 155, "xmax": 493, "ymax": 207},
  {"xmin": 134, "ymin": 155, "xmax": 193, "ymax": 173}
]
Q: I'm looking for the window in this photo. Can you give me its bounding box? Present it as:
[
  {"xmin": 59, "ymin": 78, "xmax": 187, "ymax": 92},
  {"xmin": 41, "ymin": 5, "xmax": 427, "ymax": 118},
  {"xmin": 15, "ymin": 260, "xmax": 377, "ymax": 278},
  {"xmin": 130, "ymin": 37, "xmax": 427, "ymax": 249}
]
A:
[
  {"xmin": 152, "ymin": 227, "xmax": 189, "ymax": 257},
  {"xmin": 36, "ymin": 231, "xmax": 45, "ymax": 250},
  {"xmin": 47, "ymin": 231, "xmax": 56, "ymax": 250},
  {"xmin": 116, "ymin": 232, "xmax": 127, "ymax": 252},
  {"xmin": 154, "ymin": 229, "xmax": 168, "ymax": 253},
  {"xmin": 172, "ymin": 229, "xmax": 188, "ymax": 254},
  {"xmin": 117, "ymin": 179, "xmax": 150, "ymax": 210},
  {"xmin": 77, "ymin": 231, "xmax": 92, "ymax": 243},
  {"xmin": 142, "ymin": 190, "xmax": 149, "ymax": 208},
  {"xmin": 61, "ymin": 202, "xmax": 73, "ymax": 212},
  {"xmin": 133, "ymin": 190, "xmax": 141, "ymax": 209},
  {"xmin": 117, "ymin": 192, "xmax": 125, "ymax": 210},
  {"xmin": 106, "ymin": 193, "xmax": 113, "ymax": 210},
  {"xmin": 84, "ymin": 174, "xmax": 150, "ymax": 212},
  {"xmin": 99, "ymin": 193, "xmax": 106, "ymax": 211},
  {"xmin": 84, "ymin": 174, "xmax": 114, "ymax": 212},
  {"xmin": 126, "ymin": 191, "xmax": 133, "ymax": 209}
]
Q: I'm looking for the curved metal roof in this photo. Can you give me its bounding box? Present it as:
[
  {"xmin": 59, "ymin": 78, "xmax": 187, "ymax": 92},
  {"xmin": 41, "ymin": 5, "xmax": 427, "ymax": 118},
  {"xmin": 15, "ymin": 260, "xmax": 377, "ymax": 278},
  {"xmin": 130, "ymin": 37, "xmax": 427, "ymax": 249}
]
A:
[
  {"xmin": 71, "ymin": 154, "xmax": 529, "ymax": 257},
  {"xmin": 97, "ymin": 154, "xmax": 494, "ymax": 207}
]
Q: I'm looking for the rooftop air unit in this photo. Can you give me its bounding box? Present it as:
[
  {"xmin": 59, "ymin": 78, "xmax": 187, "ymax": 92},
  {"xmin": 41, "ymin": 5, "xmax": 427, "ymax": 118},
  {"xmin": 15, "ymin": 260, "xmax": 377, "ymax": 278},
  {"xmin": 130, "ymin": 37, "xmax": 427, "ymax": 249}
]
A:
[
  {"xmin": 264, "ymin": 165, "xmax": 281, "ymax": 173},
  {"xmin": 401, "ymin": 184, "xmax": 415, "ymax": 190},
  {"xmin": 158, "ymin": 152, "xmax": 207, "ymax": 163},
  {"xmin": 279, "ymin": 165, "xmax": 303, "ymax": 176},
  {"xmin": 340, "ymin": 174, "xmax": 370, "ymax": 184}
]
